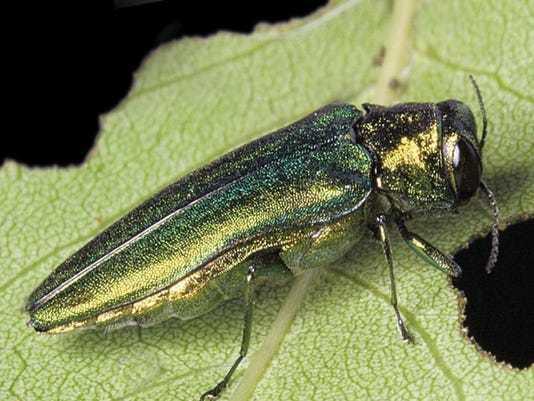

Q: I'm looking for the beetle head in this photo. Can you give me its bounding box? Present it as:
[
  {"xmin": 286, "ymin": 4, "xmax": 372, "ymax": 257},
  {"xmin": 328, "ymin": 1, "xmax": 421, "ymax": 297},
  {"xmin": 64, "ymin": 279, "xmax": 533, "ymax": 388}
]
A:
[
  {"xmin": 438, "ymin": 99, "xmax": 482, "ymax": 206},
  {"xmin": 438, "ymin": 77, "xmax": 500, "ymax": 273}
]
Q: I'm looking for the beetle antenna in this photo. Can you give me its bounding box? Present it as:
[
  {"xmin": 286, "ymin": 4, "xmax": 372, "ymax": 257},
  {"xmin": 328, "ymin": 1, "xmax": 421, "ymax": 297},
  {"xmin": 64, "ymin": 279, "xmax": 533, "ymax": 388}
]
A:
[
  {"xmin": 469, "ymin": 75, "xmax": 488, "ymax": 151},
  {"xmin": 479, "ymin": 180, "xmax": 499, "ymax": 273}
]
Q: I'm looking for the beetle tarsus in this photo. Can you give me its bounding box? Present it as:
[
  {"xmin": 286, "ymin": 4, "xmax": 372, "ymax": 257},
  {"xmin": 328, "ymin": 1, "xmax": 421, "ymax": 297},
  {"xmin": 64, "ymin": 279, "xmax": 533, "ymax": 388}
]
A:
[
  {"xmin": 200, "ymin": 383, "xmax": 225, "ymax": 401},
  {"xmin": 396, "ymin": 312, "xmax": 414, "ymax": 343},
  {"xmin": 201, "ymin": 265, "xmax": 256, "ymax": 400}
]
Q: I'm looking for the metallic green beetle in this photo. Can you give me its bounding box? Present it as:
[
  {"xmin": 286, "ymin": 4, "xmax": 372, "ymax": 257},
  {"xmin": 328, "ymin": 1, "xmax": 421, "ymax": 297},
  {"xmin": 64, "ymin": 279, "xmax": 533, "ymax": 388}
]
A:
[{"xmin": 27, "ymin": 78, "xmax": 499, "ymax": 400}]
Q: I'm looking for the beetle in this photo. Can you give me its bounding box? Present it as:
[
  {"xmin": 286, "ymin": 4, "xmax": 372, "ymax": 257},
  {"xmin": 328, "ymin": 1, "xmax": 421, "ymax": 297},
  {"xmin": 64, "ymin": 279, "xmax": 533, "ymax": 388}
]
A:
[{"xmin": 26, "ymin": 77, "xmax": 499, "ymax": 400}]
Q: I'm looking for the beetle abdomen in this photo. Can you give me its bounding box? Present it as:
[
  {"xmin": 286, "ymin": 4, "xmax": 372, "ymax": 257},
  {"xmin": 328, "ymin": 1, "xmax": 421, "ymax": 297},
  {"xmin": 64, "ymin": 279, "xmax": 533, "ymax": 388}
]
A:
[{"xmin": 27, "ymin": 104, "xmax": 372, "ymax": 333}]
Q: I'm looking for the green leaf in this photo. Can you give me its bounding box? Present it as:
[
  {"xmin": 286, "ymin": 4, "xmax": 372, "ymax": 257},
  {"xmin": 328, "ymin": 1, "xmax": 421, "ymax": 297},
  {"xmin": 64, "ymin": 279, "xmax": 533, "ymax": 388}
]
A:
[{"xmin": 2, "ymin": 0, "xmax": 533, "ymax": 400}]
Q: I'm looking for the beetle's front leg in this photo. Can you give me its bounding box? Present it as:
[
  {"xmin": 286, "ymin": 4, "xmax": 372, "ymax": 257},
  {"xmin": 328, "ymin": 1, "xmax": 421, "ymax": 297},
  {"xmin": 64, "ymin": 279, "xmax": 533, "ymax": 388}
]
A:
[
  {"xmin": 200, "ymin": 265, "xmax": 257, "ymax": 401},
  {"xmin": 396, "ymin": 220, "xmax": 462, "ymax": 277},
  {"xmin": 375, "ymin": 215, "xmax": 413, "ymax": 342}
]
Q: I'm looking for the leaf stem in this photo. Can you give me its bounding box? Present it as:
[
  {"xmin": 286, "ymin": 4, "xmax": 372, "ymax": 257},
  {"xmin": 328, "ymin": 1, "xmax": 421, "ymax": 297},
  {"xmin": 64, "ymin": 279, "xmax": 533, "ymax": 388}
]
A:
[
  {"xmin": 374, "ymin": 0, "xmax": 419, "ymax": 104},
  {"xmin": 228, "ymin": 270, "xmax": 319, "ymax": 401},
  {"xmin": 229, "ymin": 1, "xmax": 421, "ymax": 399}
]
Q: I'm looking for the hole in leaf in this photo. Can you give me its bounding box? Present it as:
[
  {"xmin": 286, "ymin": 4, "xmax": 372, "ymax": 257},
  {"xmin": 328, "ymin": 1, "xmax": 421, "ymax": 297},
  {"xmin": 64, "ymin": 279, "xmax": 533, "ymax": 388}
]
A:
[{"xmin": 453, "ymin": 219, "xmax": 534, "ymax": 369}]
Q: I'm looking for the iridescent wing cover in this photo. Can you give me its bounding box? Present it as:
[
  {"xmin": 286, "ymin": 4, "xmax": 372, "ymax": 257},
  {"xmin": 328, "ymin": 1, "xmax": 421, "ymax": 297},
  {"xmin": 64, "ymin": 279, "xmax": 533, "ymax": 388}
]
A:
[{"xmin": 27, "ymin": 104, "xmax": 373, "ymax": 331}]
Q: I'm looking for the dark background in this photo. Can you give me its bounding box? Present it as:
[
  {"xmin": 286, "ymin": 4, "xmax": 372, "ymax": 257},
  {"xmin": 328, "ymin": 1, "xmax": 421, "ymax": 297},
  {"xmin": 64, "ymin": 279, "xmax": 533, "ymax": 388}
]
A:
[
  {"xmin": 5, "ymin": 0, "xmax": 532, "ymax": 369},
  {"xmin": 3, "ymin": 0, "xmax": 325, "ymax": 166}
]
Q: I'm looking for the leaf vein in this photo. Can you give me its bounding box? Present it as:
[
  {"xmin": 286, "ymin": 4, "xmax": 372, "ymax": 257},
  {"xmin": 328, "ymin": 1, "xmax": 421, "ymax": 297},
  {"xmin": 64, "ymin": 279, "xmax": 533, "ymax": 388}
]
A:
[{"xmin": 331, "ymin": 268, "xmax": 466, "ymax": 401}]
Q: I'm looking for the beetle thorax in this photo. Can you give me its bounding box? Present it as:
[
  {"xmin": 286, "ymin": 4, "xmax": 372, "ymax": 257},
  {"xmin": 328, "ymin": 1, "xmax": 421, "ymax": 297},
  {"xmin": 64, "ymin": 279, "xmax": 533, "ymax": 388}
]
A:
[{"xmin": 355, "ymin": 103, "xmax": 456, "ymax": 213}]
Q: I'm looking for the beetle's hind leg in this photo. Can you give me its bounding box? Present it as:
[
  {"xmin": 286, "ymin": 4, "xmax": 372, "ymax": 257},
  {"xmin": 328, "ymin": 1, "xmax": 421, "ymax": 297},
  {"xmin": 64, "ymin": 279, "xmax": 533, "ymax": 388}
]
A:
[
  {"xmin": 376, "ymin": 215, "xmax": 413, "ymax": 342},
  {"xmin": 200, "ymin": 265, "xmax": 257, "ymax": 401}
]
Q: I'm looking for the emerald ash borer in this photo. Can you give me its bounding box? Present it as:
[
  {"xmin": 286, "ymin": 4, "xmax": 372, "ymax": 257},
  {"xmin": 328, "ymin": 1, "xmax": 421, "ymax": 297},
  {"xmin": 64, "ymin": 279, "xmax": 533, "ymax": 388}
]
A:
[{"xmin": 27, "ymin": 77, "xmax": 500, "ymax": 400}]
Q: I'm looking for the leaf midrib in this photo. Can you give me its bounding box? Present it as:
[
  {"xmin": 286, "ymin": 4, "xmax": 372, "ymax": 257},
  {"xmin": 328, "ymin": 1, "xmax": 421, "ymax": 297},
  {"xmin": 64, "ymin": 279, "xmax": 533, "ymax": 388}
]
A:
[{"xmin": 227, "ymin": 0, "xmax": 421, "ymax": 400}]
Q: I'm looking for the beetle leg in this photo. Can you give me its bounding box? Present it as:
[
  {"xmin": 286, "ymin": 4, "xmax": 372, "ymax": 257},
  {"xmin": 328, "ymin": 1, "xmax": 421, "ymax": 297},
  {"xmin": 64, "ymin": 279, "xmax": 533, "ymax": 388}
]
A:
[
  {"xmin": 396, "ymin": 220, "xmax": 462, "ymax": 277},
  {"xmin": 200, "ymin": 265, "xmax": 256, "ymax": 401},
  {"xmin": 376, "ymin": 215, "xmax": 413, "ymax": 342},
  {"xmin": 280, "ymin": 213, "xmax": 365, "ymax": 275}
]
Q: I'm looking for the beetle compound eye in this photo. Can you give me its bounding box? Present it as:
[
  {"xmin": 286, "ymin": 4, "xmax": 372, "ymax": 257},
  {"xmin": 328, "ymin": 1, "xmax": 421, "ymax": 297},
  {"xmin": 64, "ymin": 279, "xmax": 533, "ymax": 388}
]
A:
[{"xmin": 453, "ymin": 138, "xmax": 481, "ymax": 204}]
